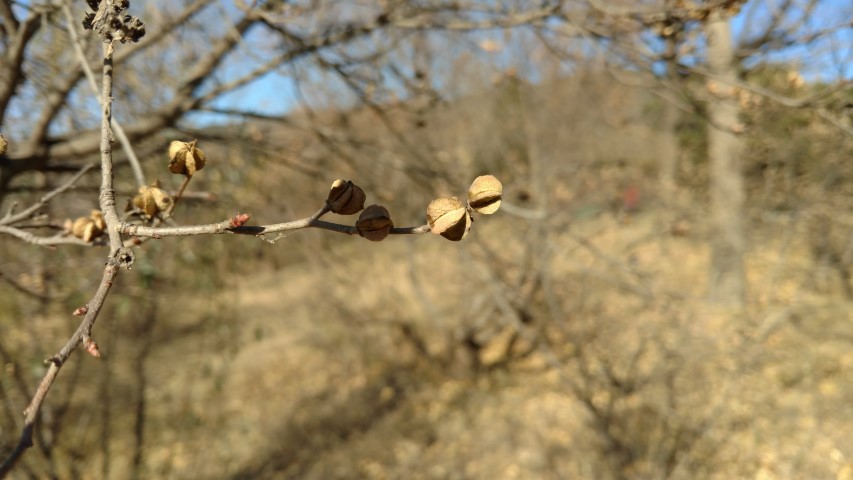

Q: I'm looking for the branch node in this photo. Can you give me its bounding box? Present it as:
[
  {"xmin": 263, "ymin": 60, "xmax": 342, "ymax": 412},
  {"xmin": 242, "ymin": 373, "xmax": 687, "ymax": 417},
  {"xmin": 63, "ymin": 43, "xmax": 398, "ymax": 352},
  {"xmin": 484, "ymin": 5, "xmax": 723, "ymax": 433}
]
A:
[
  {"xmin": 107, "ymin": 247, "xmax": 135, "ymax": 269},
  {"xmin": 45, "ymin": 356, "xmax": 62, "ymax": 367}
]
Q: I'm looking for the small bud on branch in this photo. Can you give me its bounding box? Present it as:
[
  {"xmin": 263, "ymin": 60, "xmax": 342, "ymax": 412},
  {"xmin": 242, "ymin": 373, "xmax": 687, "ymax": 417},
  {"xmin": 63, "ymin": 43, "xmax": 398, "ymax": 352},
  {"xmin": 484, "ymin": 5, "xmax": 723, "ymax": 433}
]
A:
[
  {"xmin": 83, "ymin": 337, "xmax": 101, "ymax": 358},
  {"xmin": 230, "ymin": 213, "xmax": 251, "ymax": 228}
]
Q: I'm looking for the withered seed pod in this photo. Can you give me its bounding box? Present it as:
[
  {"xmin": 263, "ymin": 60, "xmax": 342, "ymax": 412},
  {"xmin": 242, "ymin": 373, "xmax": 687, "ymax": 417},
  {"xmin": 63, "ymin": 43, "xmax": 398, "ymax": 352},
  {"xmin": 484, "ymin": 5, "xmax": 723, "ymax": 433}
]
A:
[
  {"xmin": 90, "ymin": 210, "xmax": 105, "ymax": 231},
  {"xmin": 326, "ymin": 179, "xmax": 366, "ymax": 215},
  {"xmin": 71, "ymin": 216, "xmax": 93, "ymax": 241},
  {"xmin": 426, "ymin": 197, "xmax": 471, "ymax": 241},
  {"xmin": 168, "ymin": 140, "xmax": 207, "ymax": 177},
  {"xmin": 151, "ymin": 186, "xmax": 173, "ymax": 213},
  {"xmin": 133, "ymin": 182, "xmax": 173, "ymax": 218},
  {"xmin": 467, "ymin": 175, "xmax": 502, "ymax": 214},
  {"xmin": 133, "ymin": 186, "xmax": 156, "ymax": 218},
  {"xmin": 70, "ymin": 210, "xmax": 106, "ymax": 242},
  {"xmin": 356, "ymin": 204, "xmax": 393, "ymax": 241}
]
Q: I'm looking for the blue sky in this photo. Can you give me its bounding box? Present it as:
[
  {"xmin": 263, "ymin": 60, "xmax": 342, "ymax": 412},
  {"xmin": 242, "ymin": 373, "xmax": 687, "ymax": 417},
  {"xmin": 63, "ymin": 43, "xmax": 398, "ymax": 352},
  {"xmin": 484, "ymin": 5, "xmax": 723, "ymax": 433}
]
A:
[
  {"xmin": 6, "ymin": 0, "xmax": 853, "ymax": 132},
  {"xmin": 195, "ymin": 0, "xmax": 853, "ymax": 127}
]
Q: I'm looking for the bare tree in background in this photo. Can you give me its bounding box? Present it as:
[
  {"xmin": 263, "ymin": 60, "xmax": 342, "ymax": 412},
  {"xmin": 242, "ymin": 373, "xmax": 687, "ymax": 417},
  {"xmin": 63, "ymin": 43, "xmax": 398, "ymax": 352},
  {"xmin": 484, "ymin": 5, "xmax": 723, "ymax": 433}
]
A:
[
  {"xmin": 704, "ymin": 9, "xmax": 746, "ymax": 304},
  {"xmin": 2, "ymin": 1, "xmax": 853, "ymax": 478},
  {"xmin": 0, "ymin": 0, "xmax": 554, "ymax": 476},
  {"xmin": 528, "ymin": 0, "xmax": 852, "ymax": 305}
]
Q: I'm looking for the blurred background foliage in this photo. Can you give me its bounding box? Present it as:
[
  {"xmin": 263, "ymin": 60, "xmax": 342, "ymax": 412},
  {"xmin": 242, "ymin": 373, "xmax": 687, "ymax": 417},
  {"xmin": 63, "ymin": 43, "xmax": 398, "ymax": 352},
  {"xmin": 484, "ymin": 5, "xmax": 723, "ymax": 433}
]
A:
[{"xmin": 1, "ymin": 1, "xmax": 853, "ymax": 479}]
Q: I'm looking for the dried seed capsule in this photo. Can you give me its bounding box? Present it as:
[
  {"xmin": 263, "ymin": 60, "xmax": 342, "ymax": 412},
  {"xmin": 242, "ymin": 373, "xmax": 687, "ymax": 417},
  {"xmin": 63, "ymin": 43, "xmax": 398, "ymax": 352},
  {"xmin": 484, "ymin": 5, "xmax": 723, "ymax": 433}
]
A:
[
  {"xmin": 356, "ymin": 204, "xmax": 393, "ymax": 241},
  {"xmin": 467, "ymin": 175, "xmax": 502, "ymax": 214},
  {"xmin": 150, "ymin": 185, "xmax": 174, "ymax": 214},
  {"xmin": 89, "ymin": 210, "xmax": 106, "ymax": 231},
  {"xmin": 326, "ymin": 179, "xmax": 366, "ymax": 215},
  {"xmin": 426, "ymin": 197, "xmax": 471, "ymax": 241},
  {"xmin": 133, "ymin": 182, "xmax": 173, "ymax": 218},
  {"xmin": 168, "ymin": 140, "xmax": 207, "ymax": 177},
  {"xmin": 71, "ymin": 216, "xmax": 93, "ymax": 241},
  {"xmin": 70, "ymin": 211, "xmax": 105, "ymax": 243},
  {"xmin": 133, "ymin": 185, "xmax": 157, "ymax": 218}
]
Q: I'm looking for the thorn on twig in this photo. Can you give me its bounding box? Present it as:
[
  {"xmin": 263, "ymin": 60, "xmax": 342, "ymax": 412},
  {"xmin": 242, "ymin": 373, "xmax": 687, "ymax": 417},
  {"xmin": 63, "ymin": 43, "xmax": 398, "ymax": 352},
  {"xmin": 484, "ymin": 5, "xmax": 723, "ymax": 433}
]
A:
[
  {"xmin": 83, "ymin": 336, "xmax": 102, "ymax": 358},
  {"xmin": 73, "ymin": 306, "xmax": 89, "ymax": 316},
  {"xmin": 230, "ymin": 213, "xmax": 251, "ymax": 228}
]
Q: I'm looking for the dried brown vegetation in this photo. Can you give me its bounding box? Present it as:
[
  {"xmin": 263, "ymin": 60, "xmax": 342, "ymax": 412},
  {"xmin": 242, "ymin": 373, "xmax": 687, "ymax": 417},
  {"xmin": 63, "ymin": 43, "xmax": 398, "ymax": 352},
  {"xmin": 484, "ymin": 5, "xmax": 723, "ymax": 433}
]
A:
[{"xmin": 2, "ymin": 1, "xmax": 853, "ymax": 479}]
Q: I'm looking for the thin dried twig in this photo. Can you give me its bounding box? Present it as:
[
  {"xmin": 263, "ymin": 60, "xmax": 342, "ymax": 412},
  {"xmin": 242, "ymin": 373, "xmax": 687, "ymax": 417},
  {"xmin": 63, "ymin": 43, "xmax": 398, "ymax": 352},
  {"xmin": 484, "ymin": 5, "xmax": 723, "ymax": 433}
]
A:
[
  {"xmin": 0, "ymin": 162, "xmax": 97, "ymax": 226},
  {"xmin": 0, "ymin": 263, "xmax": 119, "ymax": 477},
  {"xmin": 0, "ymin": 35, "xmax": 130, "ymax": 475},
  {"xmin": 0, "ymin": 225, "xmax": 92, "ymax": 247},
  {"xmin": 62, "ymin": 4, "xmax": 146, "ymax": 188},
  {"xmin": 120, "ymin": 209, "xmax": 431, "ymax": 239}
]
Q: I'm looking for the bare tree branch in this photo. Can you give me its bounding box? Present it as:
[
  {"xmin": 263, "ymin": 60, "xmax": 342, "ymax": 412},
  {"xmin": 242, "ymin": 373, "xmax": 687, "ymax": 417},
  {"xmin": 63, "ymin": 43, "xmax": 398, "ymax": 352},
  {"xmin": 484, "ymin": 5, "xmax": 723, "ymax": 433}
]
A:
[
  {"xmin": 0, "ymin": 8, "xmax": 46, "ymax": 126},
  {"xmin": 0, "ymin": 262, "xmax": 119, "ymax": 477},
  {"xmin": 25, "ymin": 0, "xmax": 213, "ymax": 151},
  {"xmin": 2, "ymin": 3, "xmax": 139, "ymax": 466},
  {"xmin": 63, "ymin": 4, "xmax": 146, "ymax": 188},
  {"xmin": 119, "ymin": 211, "xmax": 431, "ymax": 240},
  {"xmin": 0, "ymin": 162, "xmax": 97, "ymax": 226}
]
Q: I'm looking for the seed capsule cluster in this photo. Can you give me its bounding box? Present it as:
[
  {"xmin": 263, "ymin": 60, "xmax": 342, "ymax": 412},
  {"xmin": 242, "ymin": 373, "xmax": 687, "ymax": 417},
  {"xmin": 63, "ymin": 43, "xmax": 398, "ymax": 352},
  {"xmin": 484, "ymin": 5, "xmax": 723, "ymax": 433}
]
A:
[
  {"xmin": 427, "ymin": 175, "xmax": 502, "ymax": 241},
  {"xmin": 59, "ymin": 136, "xmax": 502, "ymax": 245}
]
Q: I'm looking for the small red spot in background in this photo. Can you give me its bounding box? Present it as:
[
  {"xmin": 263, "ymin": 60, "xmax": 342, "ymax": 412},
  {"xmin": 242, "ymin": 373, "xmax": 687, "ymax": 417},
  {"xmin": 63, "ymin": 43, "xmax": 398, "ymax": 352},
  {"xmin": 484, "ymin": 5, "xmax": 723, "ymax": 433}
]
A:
[{"xmin": 622, "ymin": 185, "xmax": 641, "ymax": 212}]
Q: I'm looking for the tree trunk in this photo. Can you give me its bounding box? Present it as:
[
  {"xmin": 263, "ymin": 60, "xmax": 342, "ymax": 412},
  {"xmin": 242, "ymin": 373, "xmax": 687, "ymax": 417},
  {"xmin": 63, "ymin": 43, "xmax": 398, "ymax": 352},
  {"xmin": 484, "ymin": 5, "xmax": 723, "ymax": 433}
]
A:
[
  {"xmin": 658, "ymin": 34, "xmax": 681, "ymax": 192},
  {"xmin": 658, "ymin": 97, "xmax": 681, "ymax": 191},
  {"xmin": 705, "ymin": 11, "xmax": 746, "ymax": 306}
]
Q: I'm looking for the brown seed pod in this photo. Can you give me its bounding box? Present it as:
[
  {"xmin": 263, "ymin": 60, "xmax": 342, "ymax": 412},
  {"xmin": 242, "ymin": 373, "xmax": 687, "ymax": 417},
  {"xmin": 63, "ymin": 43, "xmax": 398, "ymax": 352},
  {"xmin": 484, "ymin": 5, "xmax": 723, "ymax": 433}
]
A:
[
  {"xmin": 426, "ymin": 197, "xmax": 471, "ymax": 241},
  {"xmin": 133, "ymin": 185, "xmax": 157, "ymax": 218},
  {"xmin": 0, "ymin": 134, "xmax": 7, "ymax": 156},
  {"xmin": 467, "ymin": 175, "xmax": 502, "ymax": 214},
  {"xmin": 133, "ymin": 182, "xmax": 173, "ymax": 218},
  {"xmin": 71, "ymin": 216, "xmax": 93, "ymax": 241},
  {"xmin": 168, "ymin": 140, "xmax": 207, "ymax": 177},
  {"xmin": 150, "ymin": 185, "xmax": 173, "ymax": 214},
  {"xmin": 70, "ymin": 211, "xmax": 105, "ymax": 243},
  {"xmin": 356, "ymin": 204, "xmax": 393, "ymax": 241},
  {"xmin": 326, "ymin": 179, "xmax": 366, "ymax": 215},
  {"xmin": 89, "ymin": 210, "xmax": 105, "ymax": 231}
]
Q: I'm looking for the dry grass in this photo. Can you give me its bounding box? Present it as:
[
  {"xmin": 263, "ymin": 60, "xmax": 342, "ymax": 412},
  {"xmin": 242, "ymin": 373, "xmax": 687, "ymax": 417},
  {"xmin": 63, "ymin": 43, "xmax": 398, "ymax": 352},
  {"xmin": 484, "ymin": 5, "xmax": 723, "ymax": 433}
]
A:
[
  {"xmin": 3, "ymin": 70, "xmax": 853, "ymax": 480},
  {"xmin": 8, "ymin": 202, "xmax": 840, "ymax": 480}
]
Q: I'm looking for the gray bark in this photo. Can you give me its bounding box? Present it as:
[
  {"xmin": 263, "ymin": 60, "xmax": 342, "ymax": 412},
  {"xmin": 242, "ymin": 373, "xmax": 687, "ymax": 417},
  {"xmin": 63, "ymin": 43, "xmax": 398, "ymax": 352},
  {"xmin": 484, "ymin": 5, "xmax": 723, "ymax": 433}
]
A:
[
  {"xmin": 705, "ymin": 11, "xmax": 746, "ymax": 306},
  {"xmin": 658, "ymin": 34, "xmax": 681, "ymax": 191}
]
